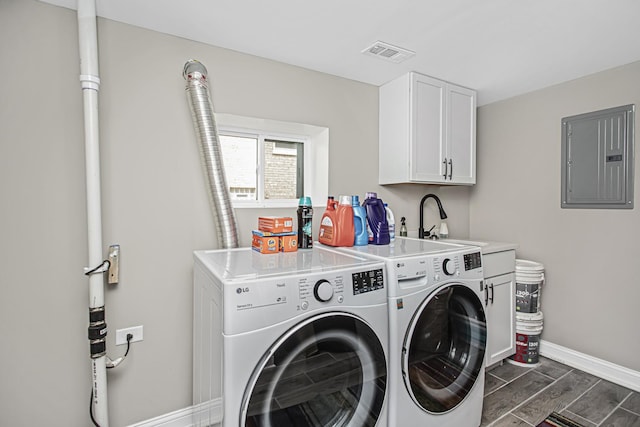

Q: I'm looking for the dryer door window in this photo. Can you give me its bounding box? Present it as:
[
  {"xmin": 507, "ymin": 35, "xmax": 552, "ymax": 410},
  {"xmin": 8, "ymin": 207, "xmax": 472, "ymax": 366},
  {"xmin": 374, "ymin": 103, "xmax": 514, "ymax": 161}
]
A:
[
  {"xmin": 241, "ymin": 313, "xmax": 387, "ymax": 427},
  {"xmin": 402, "ymin": 284, "xmax": 486, "ymax": 413}
]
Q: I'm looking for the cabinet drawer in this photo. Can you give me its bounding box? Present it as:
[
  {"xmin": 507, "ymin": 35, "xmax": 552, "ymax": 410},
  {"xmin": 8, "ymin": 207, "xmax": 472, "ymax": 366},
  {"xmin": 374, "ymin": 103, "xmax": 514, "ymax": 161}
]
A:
[{"xmin": 483, "ymin": 250, "xmax": 515, "ymax": 278}]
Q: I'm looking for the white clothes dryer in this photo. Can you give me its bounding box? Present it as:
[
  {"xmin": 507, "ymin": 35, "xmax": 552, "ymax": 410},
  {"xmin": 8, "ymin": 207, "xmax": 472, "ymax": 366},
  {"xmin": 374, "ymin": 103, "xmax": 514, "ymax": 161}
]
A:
[
  {"xmin": 330, "ymin": 237, "xmax": 487, "ymax": 427},
  {"xmin": 193, "ymin": 246, "xmax": 389, "ymax": 427}
]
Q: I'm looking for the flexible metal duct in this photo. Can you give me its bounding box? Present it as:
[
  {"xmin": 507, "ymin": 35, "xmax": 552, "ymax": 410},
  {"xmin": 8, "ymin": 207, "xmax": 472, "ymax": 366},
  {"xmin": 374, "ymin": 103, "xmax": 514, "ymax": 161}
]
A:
[{"xmin": 183, "ymin": 60, "xmax": 239, "ymax": 249}]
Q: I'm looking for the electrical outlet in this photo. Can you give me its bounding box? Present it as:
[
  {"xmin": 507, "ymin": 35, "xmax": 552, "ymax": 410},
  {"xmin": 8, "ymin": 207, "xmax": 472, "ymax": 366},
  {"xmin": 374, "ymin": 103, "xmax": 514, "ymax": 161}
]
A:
[{"xmin": 115, "ymin": 325, "xmax": 143, "ymax": 346}]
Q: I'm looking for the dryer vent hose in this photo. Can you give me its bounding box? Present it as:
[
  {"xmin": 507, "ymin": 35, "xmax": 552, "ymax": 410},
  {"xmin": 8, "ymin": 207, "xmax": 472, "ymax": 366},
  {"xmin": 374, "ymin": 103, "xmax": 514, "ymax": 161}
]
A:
[{"xmin": 183, "ymin": 60, "xmax": 239, "ymax": 249}]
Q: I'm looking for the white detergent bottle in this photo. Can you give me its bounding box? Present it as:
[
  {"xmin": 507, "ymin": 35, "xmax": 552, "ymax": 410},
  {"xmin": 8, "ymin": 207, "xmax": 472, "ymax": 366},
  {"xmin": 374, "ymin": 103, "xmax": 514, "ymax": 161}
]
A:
[{"xmin": 384, "ymin": 203, "xmax": 396, "ymax": 241}]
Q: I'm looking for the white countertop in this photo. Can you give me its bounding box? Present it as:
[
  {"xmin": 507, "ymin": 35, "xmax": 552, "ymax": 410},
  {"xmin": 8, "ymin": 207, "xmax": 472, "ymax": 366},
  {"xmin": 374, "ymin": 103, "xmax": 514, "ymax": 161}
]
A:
[
  {"xmin": 440, "ymin": 239, "xmax": 518, "ymax": 254},
  {"xmin": 402, "ymin": 231, "xmax": 518, "ymax": 254}
]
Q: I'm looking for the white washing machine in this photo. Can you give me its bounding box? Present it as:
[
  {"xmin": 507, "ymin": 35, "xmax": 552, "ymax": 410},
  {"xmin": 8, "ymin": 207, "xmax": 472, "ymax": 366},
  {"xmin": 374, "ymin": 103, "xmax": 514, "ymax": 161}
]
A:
[
  {"xmin": 193, "ymin": 246, "xmax": 389, "ymax": 427},
  {"xmin": 330, "ymin": 237, "xmax": 487, "ymax": 427}
]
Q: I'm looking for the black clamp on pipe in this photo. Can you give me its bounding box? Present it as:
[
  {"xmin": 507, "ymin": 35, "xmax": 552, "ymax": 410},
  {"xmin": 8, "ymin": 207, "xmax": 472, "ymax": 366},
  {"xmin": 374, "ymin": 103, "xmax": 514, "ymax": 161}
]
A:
[{"xmin": 88, "ymin": 307, "xmax": 107, "ymax": 359}]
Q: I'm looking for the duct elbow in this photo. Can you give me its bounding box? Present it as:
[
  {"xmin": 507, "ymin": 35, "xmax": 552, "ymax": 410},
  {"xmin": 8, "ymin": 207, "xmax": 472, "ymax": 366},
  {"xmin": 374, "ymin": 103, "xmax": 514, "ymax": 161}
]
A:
[{"xmin": 183, "ymin": 59, "xmax": 208, "ymax": 81}]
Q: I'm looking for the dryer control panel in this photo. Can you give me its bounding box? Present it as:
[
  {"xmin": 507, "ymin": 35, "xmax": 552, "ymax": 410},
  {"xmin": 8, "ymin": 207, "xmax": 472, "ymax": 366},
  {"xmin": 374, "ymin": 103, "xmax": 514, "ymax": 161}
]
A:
[
  {"xmin": 195, "ymin": 247, "xmax": 387, "ymax": 335},
  {"xmin": 352, "ymin": 269, "xmax": 384, "ymax": 295}
]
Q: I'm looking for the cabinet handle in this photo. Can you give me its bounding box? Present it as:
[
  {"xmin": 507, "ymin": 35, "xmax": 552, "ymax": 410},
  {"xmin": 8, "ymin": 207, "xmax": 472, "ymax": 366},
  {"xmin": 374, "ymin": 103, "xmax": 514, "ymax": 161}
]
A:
[
  {"xmin": 442, "ymin": 158, "xmax": 448, "ymax": 180},
  {"xmin": 448, "ymin": 159, "xmax": 453, "ymax": 180},
  {"xmin": 484, "ymin": 285, "xmax": 489, "ymax": 305},
  {"xmin": 489, "ymin": 283, "xmax": 494, "ymax": 304}
]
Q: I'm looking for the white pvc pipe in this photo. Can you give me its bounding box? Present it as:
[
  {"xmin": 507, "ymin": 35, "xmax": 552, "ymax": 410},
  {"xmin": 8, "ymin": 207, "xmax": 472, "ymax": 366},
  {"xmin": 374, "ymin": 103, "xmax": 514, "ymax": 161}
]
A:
[{"xmin": 78, "ymin": 0, "xmax": 109, "ymax": 425}]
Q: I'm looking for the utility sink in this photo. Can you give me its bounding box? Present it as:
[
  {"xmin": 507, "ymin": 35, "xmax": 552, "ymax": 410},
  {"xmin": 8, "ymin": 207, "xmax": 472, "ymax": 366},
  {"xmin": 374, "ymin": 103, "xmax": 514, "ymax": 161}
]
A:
[
  {"xmin": 440, "ymin": 239, "xmax": 518, "ymax": 254},
  {"xmin": 442, "ymin": 239, "xmax": 490, "ymax": 247}
]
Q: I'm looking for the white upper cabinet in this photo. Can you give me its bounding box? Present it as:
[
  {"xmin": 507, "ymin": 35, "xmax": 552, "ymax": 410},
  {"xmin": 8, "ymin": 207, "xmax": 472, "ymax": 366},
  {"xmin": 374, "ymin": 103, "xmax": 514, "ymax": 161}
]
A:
[{"xmin": 379, "ymin": 72, "xmax": 476, "ymax": 185}]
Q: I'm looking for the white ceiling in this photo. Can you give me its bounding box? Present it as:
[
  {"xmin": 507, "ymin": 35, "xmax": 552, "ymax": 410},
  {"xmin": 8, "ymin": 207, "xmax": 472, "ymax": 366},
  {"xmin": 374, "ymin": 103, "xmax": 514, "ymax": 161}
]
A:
[{"xmin": 40, "ymin": 0, "xmax": 640, "ymax": 105}]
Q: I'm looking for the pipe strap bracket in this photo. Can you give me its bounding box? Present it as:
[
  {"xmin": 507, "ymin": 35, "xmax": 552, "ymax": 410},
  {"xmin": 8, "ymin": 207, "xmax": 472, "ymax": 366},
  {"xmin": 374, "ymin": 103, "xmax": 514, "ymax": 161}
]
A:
[
  {"xmin": 84, "ymin": 260, "xmax": 110, "ymax": 276},
  {"xmin": 79, "ymin": 74, "xmax": 101, "ymax": 90}
]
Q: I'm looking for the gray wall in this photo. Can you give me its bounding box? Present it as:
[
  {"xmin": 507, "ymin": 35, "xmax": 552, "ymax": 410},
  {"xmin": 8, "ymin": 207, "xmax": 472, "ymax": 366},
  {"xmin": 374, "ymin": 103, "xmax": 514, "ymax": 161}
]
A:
[
  {"xmin": 470, "ymin": 61, "xmax": 640, "ymax": 372},
  {"xmin": 0, "ymin": 1, "xmax": 469, "ymax": 425}
]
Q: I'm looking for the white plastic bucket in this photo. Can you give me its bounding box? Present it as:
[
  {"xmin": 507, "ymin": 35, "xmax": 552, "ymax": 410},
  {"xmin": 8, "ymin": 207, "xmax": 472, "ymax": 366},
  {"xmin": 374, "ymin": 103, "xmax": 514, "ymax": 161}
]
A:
[
  {"xmin": 515, "ymin": 259, "xmax": 545, "ymax": 313},
  {"xmin": 508, "ymin": 311, "xmax": 544, "ymax": 367}
]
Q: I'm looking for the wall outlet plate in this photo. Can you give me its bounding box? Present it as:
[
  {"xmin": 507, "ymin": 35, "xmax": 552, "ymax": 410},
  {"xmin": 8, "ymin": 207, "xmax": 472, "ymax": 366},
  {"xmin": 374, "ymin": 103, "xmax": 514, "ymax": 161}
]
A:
[{"xmin": 115, "ymin": 325, "xmax": 143, "ymax": 345}]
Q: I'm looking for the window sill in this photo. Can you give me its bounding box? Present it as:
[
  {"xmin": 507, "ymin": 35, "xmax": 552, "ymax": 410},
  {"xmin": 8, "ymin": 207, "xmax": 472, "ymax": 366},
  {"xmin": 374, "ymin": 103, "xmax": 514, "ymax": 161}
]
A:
[
  {"xmin": 231, "ymin": 201, "xmax": 328, "ymax": 210},
  {"xmin": 231, "ymin": 200, "xmax": 298, "ymax": 209}
]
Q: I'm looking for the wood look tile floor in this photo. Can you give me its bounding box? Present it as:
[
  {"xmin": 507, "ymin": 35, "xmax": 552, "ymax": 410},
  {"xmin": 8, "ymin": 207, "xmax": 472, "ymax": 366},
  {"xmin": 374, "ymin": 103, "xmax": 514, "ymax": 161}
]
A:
[{"xmin": 482, "ymin": 357, "xmax": 640, "ymax": 427}]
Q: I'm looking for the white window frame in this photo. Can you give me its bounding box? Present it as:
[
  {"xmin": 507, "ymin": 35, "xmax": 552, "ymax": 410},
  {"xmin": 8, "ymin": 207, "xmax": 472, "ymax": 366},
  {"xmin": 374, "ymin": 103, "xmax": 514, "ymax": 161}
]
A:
[{"xmin": 215, "ymin": 113, "xmax": 329, "ymax": 209}]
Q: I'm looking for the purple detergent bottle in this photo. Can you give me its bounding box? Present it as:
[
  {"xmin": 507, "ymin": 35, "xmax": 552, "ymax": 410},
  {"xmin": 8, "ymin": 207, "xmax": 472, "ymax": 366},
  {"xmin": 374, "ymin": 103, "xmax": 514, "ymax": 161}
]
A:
[{"xmin": 362, "ymin": 192, "xmax": 390, "ymax": 245}]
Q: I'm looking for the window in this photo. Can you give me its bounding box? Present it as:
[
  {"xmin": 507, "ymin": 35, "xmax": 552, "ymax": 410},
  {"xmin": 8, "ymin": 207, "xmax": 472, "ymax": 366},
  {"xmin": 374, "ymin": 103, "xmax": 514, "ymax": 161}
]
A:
[
  {"xmin": 218, "ymin": 133, "xmax": 304, "ymax": 202},
  {"xmin": 219, "ymin": 133, "xmax": 258, "ymax": 201},
  {"xmin": 264, "ymin": 139, "xmax": 304, "ymax": 200},
  {"xmin": 215, "ymin": 113, "xmax": 328, "ymax": 208}
]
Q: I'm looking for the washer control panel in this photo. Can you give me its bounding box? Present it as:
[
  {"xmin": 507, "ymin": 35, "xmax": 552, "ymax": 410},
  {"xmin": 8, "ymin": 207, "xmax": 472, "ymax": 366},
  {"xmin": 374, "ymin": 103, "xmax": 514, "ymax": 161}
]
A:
[
  {"xmin": 464, "ymin": 251, "xmax": 482, "ymax": 271},
  {"xmin": 432, "ymin": 250, "xmax": 483, "ymax": 280}
]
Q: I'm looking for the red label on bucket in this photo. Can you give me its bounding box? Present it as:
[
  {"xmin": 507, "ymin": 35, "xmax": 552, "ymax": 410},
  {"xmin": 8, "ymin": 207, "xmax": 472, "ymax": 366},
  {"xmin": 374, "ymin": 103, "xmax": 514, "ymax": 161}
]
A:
[{"xmin": 511, "ymin": 332, "xmax": 540, "ymax": 364}]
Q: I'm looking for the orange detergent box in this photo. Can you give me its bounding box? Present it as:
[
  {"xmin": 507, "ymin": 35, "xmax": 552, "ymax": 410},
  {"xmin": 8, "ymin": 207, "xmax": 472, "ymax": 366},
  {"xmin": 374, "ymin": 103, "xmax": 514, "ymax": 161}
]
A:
[
  {"xmin": 252, "ymin": 231, "xmax": 280, "ymax": 254},
  {"xmin": 279, "ymin": 234, "xmax": 298, "ymax": 252},
  {"xmin": 252, "ymin": 230, "xmax": 297, "ymax": 254},
  {"xmin": 258, "ymin": 216, "xmax": 293, "ymax": 233}
]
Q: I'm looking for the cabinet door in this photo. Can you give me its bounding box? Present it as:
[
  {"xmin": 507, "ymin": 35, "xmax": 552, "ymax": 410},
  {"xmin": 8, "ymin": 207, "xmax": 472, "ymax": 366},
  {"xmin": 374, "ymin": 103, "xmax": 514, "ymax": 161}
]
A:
[
  {"xmin": 379, "ymin": 71, "xmax": 476, "ymax": 185},
  {"xmin": 446, "ymin": 85, "xmax": 476, "ymax": 184},
  {"xmin": 411, "ymin": 73, "xmax": 446, "ymax": 182},
  {"xmin": 485, "ymin": 272, "xmax": 515, "ymax": 366}
]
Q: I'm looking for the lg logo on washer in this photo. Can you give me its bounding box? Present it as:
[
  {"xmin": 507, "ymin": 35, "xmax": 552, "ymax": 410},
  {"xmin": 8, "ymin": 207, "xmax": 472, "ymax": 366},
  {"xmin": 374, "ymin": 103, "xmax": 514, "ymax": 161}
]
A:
[{"xmin": 236, "ymin": 287, "xmax": 250, "ymax": 294}]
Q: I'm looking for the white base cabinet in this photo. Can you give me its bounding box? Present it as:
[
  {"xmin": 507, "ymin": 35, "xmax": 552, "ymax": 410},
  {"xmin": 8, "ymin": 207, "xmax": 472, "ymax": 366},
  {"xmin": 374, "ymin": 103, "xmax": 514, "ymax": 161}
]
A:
[
  {"xmin": 483, "ymin": 250, "xmax": 516, "ymax": 366},
  {"xmin": 379, "ymin": 72, "xmax": 476, "ymax": 185}
]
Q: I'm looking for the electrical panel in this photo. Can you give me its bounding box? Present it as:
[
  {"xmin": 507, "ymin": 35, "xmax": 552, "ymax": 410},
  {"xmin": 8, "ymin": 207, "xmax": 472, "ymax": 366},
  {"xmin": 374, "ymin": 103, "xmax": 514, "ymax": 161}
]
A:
[{"xmin": 561, "ymin": 105, "xmax": 634, "ymax": 209}]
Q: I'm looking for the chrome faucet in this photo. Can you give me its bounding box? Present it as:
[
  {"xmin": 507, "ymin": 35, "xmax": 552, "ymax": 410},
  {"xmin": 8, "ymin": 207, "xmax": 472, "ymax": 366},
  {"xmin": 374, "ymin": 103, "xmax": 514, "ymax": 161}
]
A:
[{"xmin": 419, "ymin": 194, "xmax": 448, "ymax": 239}]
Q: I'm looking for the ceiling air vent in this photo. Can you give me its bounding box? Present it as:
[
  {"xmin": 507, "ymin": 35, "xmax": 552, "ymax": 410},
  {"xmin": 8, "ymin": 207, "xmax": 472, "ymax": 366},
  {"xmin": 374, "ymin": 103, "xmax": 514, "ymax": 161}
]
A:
[{"xmin": 362, "ymin": 41, "xmax": 415, "ymax": 63}]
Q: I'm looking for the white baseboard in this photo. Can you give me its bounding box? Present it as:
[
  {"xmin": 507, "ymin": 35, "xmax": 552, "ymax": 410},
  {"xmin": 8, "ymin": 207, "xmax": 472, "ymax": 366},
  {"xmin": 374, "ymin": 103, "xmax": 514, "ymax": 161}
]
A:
[
  {"xmin": 127, "ymin": 398, "xmax": 222, "ymax": 427},
  {"xmin": 540, "ymin": 340, "xmax": 640, "ymax": 392}
]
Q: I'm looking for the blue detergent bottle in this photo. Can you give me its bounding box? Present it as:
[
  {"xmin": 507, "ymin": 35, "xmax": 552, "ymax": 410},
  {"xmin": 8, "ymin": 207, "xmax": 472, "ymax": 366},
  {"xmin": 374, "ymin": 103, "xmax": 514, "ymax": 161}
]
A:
[
  {"xmin": 362, "ymin": 192, "xmax": 390, "ymax": 245},
  {"xmin": 352, "ymin": 195, "xmax": 368, "ymax": 246}
]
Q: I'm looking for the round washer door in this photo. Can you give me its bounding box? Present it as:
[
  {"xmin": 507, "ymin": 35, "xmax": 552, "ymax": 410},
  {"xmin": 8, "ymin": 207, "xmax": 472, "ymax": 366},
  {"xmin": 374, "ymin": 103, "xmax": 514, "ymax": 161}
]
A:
[
  {"xmin": 241, "ymin": 313, "xmax": 387, "ymax": 427},
  {"xmin": 402, "ymin": 284, "xmax": 486, "ymax": 414}
]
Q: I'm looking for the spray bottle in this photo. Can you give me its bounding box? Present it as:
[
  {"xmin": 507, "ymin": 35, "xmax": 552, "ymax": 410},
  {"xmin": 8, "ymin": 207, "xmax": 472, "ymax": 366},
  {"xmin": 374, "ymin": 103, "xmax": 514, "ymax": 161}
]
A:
[{"xmin": 399, "ymin": 217, "xmax": 408, "ymax": 237}]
